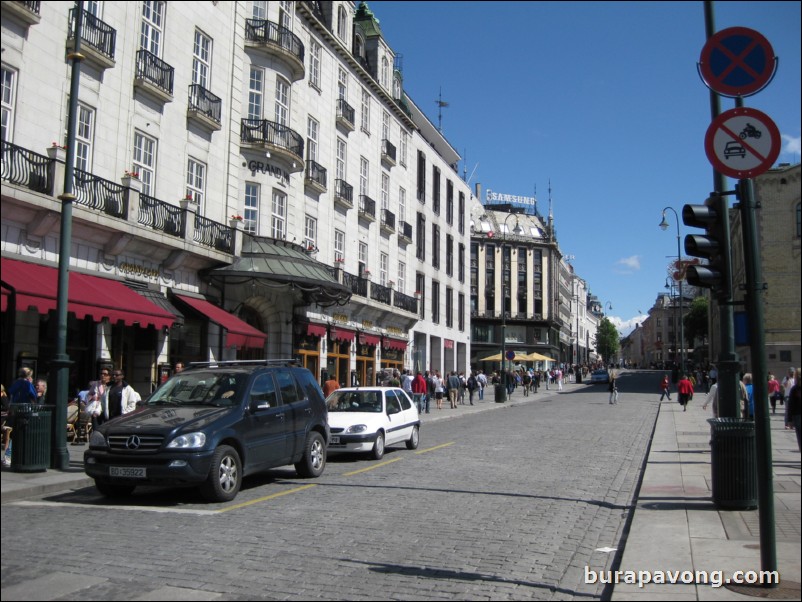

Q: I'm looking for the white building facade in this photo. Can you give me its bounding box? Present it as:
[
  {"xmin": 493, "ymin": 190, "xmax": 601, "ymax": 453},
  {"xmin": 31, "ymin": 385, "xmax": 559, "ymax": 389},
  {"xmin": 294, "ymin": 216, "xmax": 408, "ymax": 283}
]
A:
[{"xmin": 1, "ymin": 1, "xmax": 471, "ymax": 392}]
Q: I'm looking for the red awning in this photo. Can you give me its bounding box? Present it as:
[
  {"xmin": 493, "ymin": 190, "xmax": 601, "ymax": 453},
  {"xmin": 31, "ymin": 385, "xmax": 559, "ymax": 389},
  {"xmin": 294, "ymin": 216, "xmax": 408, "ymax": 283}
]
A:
[
  {"xmin": 0, "ymin": 257, "xmax": 175, "ymax": 329},
  {"xmin": 383, "ymin": 337, "xmax": 408, "ymax": 351},
  {"xmin": 307, "ymin": 323, "xmax": 327, "ymax": 338},
  {"xmin": 174, "ymin": 294, "xmax": 266, "ymax": 349},
  {"xmin": 362, "ymin": 334, "xmax": 380, "ymax": 346},
  {"xmin": 330, "ymin": 327, "xmax": 354, "ymax": 343}
]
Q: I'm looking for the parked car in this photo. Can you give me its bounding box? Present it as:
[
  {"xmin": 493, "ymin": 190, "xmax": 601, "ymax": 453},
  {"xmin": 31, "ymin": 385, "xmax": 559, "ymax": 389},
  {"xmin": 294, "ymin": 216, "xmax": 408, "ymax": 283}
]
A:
[
  {"xmin": 590, "ymin": 369, "xmax": 610, "ymax": 384},
  {"xmin": 326, "ymin": 387, "xmax": 420, "ymax": 460},
  {"xmin": 84, "ymin": 360, "xmax": 329, "ymax": 502}
]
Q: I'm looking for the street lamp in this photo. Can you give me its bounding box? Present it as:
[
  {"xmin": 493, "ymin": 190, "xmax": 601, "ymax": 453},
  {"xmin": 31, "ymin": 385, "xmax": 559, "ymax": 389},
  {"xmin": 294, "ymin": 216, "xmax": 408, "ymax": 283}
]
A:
[
  {"xmin": 659, "ymin": 207, "xmax": 685, "ymax": 372},
  {"xmin": 498, "ymin": 213, "xmax": 522, "ymax": 402},
  {"xmin": 665, "ymin": 277, "xmax": 679, "ymax": 366}
]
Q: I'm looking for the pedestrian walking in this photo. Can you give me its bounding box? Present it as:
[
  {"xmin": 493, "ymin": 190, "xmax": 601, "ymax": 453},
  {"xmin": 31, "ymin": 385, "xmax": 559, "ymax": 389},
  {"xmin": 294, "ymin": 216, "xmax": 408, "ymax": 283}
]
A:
[
  {"xmin": 787, "ymin": 368, "xmax": 801, "ymax": 452},
  {"xmin": 466, "ymin": 372, "xmax": 478, "ymax": 405},
  {"xmin": 782, "ymin": 367, "xmax": 796, "ymax": 429},
  {"xmin": 447, "ymin": 371, "xmax": 461, "ymax": 409},
  {"xmin": 608, "ymin": 374, "xmax": 618, "ymax": 404},
  {"xmin": 85, "ymin": 367, "xmax": 111, "ymax": 429},
  {"xmin": 477, "ymin": 370, "xmax": 487, "ymax": 400},
  {"xmin": 433, "ymin": 371, "xmax": 444, "ymax": 410},
  {"xmin": 105, "ymin": 369, "xmax": 141, "ymax": 421},
  {"xmin": 659, "ymin": 374, "xmax": 672, "ymax": 401},
  {"xmin": 768, "ymin": 373, "xmax": 782, "ymax": 415},
  {"xmin": 677, "ymin": 373, "xmax": 694, "ymax": 411},
  {"xmin": 412, "ymin": 371, "xmax": 427, "ymax": 415}
]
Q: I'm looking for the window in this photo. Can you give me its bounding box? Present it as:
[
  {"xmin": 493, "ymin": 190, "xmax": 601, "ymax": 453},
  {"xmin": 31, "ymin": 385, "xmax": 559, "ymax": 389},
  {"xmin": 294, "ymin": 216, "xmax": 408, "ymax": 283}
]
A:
[
  {"xmin": 381, "ymin": 57, "xmax": 389, "ymax": 89},
  {"xmin": 446, "ymin": 287, "xmax": 453, "ymax": 328},
  {"xmin": 360, "ymin": 88, "xmax": 370, "ymax": 133},
  {"xmin": 359, "ymin": 157, "xmax": 369, "ymax": 196},
  {"xmin": 248, "ymin": 67, "xmax": 264, "ymax": 120},
  {"xmin": 398, "ymin": 261, "xmax": 406, "ymax": 293},
  {"xmin": 272, "ymin": 189, "xmax": 287, "ymax": 239},
  {"xmin": 446, "ymin": 234, "xmax": 453, "ymax": 277},
  {"xmin": 381, "ymin": 172, "xmax": 389, "ymax": 210},
  {"xmin": 252, "ymin": 0, "xmax": 267, "ymax": 19},
  {"xmin": 1, "ymin": 66, "xmax": 16, "ymax": 143},
  {"xmin": 432, "ymin": 166, "xmax": 441, "ymax": 214},
  {"xmin": 458, "ymin": 293, "xmax": 465, "ymax": 331},
  {"xmin": 432, "ymin": 224, "xmax": 440, "ymax": 269},
  {"xmin": 431, "ymin": 281, "xmax": 440, "ymax": 324},
  {"xmin": 275, "ymin": 76, "xmax": 290, "ymax": 125},
  {"xmin": 398, "ymin": 187, "xmax": 406, "ymax": 223},
  {"xmin": 133, "ymin": 131, "xmax": 157, "ymax": 196},
  {"xmin": 278, "ymin": 1, "xmax": 292, "ymax": 30},
  {"xmin": 192, "ymin": 30, "xmax": 212, "ymax": 88},
  {"xmin": 393, "ymin": 74, "xmax": 401, "ymax": 101},
  {"xmin": 358, "ymin": 242, "xmax": 368, "ymax": 274},
  {"xmin": 458, "ymin": 191, "xmax": 465, "ymax": 234},
  {"xmin": 307, "ymin": 116, "xmax": 319, "ymax": 162},
  {"xmin": 186, "ymin": 158, "xmax": 206, "ymax": 212},
  {"xmin": 416, "ymin": 212, "xmax": 426, "ymax": 260},
  {"xmin": 75, "ymin": 104, "xmax": 94, "ymax": 172},
  {"xmin": 458, "ymin": 243, "xmax": 465, "ymax": 282},
  {"xmin": 446, "ymin": 179, "xmax": 453, "ymax": 225},
  {"xmin": 304, "ymin": 215, "xmax": 317, "ymax": 249},
  {"xmin": 309, "ymin": 39, "xmax": 321, "ymax": 90},
  {"xmin": 244, "ymin": 183, "xmax": 259, "ymax": 234},
  {"xmin": 380, "ymin": 253, "xmax": 388, "ymax": 286},
  {"xmin": 382, "ymin": 110, "xmax": 390, "ymax": 141},
  {"xmin": 417, "ymin": 151, "xmax": 426, "ymax": 203},
  {"xmin": 337, "ymin": 68, "xmax": 348, "ymax": 101},
  {"xmin": 400, "ymin": 130, "xmax": 407, "ymax": 167},
  {"xmin": 334, "ymin": 229, "xmax": 345, "ymax": 262},
  {"xmin": 140, "ymin": 0, "xmax": 165, "ymax": 55},
  {"xmin": 337, "ymin": 5, "xmax": 348, "ymax": 41},
  {"xmin": 336, "ymin": 138, "xmax": 347, "ymax": 181}
]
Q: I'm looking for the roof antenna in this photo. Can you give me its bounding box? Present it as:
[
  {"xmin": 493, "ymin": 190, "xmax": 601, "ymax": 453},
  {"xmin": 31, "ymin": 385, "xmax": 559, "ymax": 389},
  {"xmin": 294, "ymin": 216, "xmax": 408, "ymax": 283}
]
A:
[{"xmin": 435, "ymin": 87, "xmax": 449, "ymax": 132}]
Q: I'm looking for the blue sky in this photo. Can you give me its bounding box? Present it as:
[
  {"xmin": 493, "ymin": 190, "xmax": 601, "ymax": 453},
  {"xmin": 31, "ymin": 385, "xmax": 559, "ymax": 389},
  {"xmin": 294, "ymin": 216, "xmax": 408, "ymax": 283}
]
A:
[{"xmin": 369, "ymin": 1, "xmax": 801, "ymax": 334}]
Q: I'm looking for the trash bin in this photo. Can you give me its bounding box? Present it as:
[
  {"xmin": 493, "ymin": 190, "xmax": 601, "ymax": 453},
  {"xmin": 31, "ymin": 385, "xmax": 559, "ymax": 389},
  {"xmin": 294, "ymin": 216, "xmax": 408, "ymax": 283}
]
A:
[
  {"xmin": 494, "ymin": 384, "xmax": 507, "ymax": 403},
  {"xmin": 707, "ymin": 417, "xmax": 757, "ymax": 510},
  {"xmin": 9, "ymin": 404, "xmax": 52, "ymax": 473},
  {"xmin": 576, "ymin": 371, "xmax": 582, "ymax": 384}
]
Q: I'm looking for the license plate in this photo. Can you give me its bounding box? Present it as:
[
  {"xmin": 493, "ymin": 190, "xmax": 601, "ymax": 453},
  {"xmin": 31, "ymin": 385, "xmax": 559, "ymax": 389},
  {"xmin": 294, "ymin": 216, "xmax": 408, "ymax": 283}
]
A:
[
  {"xmin": 329, "ymin": 436, "xmax": 340, "ymax": 445},
  {"xmin": 110, "ymin": 466, "xmax": 147, "ymax": 478}
]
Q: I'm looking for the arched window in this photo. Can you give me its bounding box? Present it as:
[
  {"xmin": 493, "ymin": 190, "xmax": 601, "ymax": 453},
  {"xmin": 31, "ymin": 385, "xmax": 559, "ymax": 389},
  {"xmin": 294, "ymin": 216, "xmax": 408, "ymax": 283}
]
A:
[
  {"xmin": 337, "ymin": 6, "xmax": 348, "ymax": 40},
  {"xmin": 381, "ymin": 57, "xmax": 389, "ymax": 89}
]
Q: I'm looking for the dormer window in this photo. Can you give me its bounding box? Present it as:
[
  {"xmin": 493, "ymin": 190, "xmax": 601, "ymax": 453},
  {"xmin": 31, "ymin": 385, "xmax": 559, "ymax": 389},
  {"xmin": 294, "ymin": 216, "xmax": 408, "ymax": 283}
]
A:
[{"xmin": 337, "ymin": 5, "xmax": 348, "ymax": 41}]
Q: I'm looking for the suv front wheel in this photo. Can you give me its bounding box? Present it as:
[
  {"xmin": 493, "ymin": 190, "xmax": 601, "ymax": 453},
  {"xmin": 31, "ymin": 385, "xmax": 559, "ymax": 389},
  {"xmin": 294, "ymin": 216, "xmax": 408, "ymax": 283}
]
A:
[
  {"xmin": 200, "ymin": 445, "xmax": 242, "ymax": 502},
  {"xmin": 294, "ymin": 431, "xmax": 326, "ymax": 478}
]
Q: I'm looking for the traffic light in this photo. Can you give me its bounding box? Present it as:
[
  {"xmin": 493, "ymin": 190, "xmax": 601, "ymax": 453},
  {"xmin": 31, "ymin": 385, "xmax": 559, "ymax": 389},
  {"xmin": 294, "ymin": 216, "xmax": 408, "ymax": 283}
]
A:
[{"xmin": 682, "ymin": 193, "xmax": 731, "ymax": 293}]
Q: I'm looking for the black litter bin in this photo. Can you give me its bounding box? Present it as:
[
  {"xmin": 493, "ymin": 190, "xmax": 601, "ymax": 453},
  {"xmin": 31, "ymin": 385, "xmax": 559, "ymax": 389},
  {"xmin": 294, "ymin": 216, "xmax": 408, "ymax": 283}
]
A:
[
  {"xmin": 707, "ymin": 417, "xmax": 757, "ymax": 510},
  {"xmin": 9, "ymin": 404, "xmax": 52, "ymax": 472},
  {"xmin": 576, "ymin": 371, "xmax": 582, "ymax": 384}
]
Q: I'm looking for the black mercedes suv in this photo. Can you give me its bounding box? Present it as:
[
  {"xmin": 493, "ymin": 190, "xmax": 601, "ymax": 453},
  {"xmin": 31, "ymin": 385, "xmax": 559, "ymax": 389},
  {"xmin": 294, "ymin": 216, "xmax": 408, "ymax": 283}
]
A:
[{"xmin": 84, "ymin": 360, "xmax": 329, "ymax": 502}]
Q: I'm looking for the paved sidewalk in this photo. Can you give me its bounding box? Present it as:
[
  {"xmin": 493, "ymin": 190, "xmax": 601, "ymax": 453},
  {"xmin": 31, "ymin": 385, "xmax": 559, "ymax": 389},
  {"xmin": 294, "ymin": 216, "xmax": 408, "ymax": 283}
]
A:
[
  {"xmin": 2, "ymin": 377, "xmax": 800, "ymax": 601},
  {"xmin": 612, "ymin": 399, "xmax": 801, "ymax": 600}
]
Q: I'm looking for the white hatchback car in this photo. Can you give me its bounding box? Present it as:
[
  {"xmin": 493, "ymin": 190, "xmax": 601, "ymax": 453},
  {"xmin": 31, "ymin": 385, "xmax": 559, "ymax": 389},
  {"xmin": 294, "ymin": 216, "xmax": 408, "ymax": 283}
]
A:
[{"xmin": 325, "ymin": 387, "xmax": 420, "ymax": 460}]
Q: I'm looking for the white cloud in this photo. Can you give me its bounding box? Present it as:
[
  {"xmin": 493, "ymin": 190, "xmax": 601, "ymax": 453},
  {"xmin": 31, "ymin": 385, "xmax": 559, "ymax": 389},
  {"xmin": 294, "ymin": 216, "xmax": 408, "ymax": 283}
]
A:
[
  {"xmin": 608, "ymin": 314, "xmax": 648, "ymax": 337},
  {"xmin": 616, "ymin": 256, "xmax": 641, "ymax": 273},
  {"xmin": 782, "ymin": 134, "xmax": 801, "ymax": 157}
]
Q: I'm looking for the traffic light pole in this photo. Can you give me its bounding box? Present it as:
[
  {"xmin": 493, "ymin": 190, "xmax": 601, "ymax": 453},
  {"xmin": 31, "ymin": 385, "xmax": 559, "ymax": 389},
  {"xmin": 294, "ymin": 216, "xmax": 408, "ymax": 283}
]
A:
[{"xmin": 704, "ymin": 1, "xmax": 739, "ymax": 420}]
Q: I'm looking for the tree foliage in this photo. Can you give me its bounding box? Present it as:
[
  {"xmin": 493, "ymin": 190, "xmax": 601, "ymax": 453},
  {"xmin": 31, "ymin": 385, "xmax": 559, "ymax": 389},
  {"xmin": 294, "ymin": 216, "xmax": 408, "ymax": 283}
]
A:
[
  {"xmin": 595, "ymin": 318, "xmax": 620, "ymax": 365},
  {"xmin": 684, "ymin": 296, "xmax": 709, "ymax": 349}
]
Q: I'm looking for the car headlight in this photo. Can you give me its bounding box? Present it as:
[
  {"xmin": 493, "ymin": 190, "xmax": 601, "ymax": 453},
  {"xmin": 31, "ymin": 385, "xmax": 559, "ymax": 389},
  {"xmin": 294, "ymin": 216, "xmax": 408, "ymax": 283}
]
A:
[
  {"xmin": 346, "ymin": 424, "xmax": 367, "ymax": 434},
  {"xmin": 88, "ymin": 430, "xmax": 107, "ymax": 448},
  {"xmin": 167, "ymin": 432, "xmax": 207, "ymax": 449}
]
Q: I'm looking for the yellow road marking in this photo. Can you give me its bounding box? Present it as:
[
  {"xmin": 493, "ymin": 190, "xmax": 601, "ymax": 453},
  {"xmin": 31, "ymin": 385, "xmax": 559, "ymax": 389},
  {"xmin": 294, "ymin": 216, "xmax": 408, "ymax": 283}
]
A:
[
  {"xmin": 215, "ymin": 483, "xmax": 317, "ymax": 513},
  {"xmin": 414, "ymin": 441, "xmax": 455, "ymax": 454},
  {"xmin": 342, "ymin": 457, "xmax": 403, "ymax": 476}
]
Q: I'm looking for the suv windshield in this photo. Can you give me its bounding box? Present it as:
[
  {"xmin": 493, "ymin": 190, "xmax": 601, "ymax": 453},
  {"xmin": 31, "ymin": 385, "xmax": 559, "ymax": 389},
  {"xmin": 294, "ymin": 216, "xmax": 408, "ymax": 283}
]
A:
[{"xmin": 148, "ymin": 371, "xmax": 246, "ymax": 407}]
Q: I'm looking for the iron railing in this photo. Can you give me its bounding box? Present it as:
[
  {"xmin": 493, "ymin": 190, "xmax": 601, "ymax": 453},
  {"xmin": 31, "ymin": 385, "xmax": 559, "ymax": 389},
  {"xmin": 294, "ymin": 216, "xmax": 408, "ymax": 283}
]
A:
[
  {"xmin": 188, "ymin": 84, "xmax": 222, "ymax": 124},
  {"xmin": 135, "ymin": 49, "xmax": 174, "ymax": 95},
  {"xmin": 194, "ymin": 213, "xmax": 232, "ymax": 253},
  {"xmin": 240, "ymin": 118, "xmax": 304, "ymax": 158},
  {"xmin": 244, "ymin": 19, "xmax": 304, "ymax": 63},
  {"xmin": 305, "ymin": 159, "xmax": 327, "ymax": 189},
  {"xmin": 74, "ymin": 169, "xmax": 127, "ymax": 218},
  {"xmin": 358, "ymin": 195, "xmax": 376, "ymax": 219},
  {"xmin": 68, "ymin": 7, "xmax": 116, "ymax": 60},
  {"xmin": 139, "ymin": 194, "xmax": 184, "ymax": 237},
  {"xmin": 0, "ymin": 141, "xmax": 52, "ymax": 194},
  {"xmin": 334, "ymin": 179, "xmax": 353, "ymax": 204}
]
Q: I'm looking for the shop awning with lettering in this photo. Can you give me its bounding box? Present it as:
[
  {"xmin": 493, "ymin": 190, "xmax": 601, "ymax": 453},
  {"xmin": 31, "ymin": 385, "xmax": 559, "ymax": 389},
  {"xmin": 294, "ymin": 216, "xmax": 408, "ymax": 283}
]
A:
[
  {"xmin": 174, "ymin": 294, "xmax": 266, "ymax": 349},
  {"xmin": 0, "ymin": 256, "xmax": 175, "ymax": 330}
]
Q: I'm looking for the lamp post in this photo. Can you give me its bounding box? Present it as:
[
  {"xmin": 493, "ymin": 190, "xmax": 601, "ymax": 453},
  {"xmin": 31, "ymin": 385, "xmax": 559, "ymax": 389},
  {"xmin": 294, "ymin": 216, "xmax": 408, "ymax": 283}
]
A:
[
  {"xmin": 603, "ymin": 301, "xmax": 613, "ymax": 364},
  {"xmin": 659, "ymin": 207, "xmax": 685, "ymax": 372},
  {"xmin": 665, "ymin": 277, "xmax": 679, "ymax": 366},
  {"xmin": 497, "ymin": 213, "xmax": 522, "ymax": 402}
]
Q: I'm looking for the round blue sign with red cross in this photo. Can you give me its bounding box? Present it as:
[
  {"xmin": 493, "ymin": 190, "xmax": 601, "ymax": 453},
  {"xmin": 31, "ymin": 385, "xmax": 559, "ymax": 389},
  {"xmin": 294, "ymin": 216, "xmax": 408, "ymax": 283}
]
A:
[{"xmin": 699, "ymin": 27, "xmax": 776, "ymax": 97}]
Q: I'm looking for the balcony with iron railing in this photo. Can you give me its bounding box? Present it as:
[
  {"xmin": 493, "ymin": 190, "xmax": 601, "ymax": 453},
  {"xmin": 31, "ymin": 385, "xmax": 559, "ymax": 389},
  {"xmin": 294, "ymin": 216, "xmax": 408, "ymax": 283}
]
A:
[
  {"xmin": 134, "ymin": 49, "xmax": 174, "ymax": 103},
  {"xmin": 381, "ymin": 139, "xmax": 396, "ymax": 167},
  {"xmin": 380, "ymin": 208, "xmax": 395, "ymax": 233},
  {"xmin": 397, "ymin": 220, "xmax": 413, "ymax": 244},
  {"xmin": 187, "ymin": 84, "xmax": 222, "ymax": 131},
  {"xmin": 334, "ymin": 179, "xmax": 353, "ymax": 210},
  {"xmin": 336, "ymin": 98, "xmax": 355, "ymax": 132},
  {"xmin": 67, "ymin": 7, "xmax": 116, "ymax": 69},
  {"xmin": 334, "ymin": 268, "xmax": 418, "ymax": 315},
  {"xmin": 358, "ymin": 195, "xmax": 376, "ymax": 223},
  {"xmin": 244, "ymin": 18, "xmax": 305, "ymax": 81},
  {"xmin": 1, "ymin": 141, "xmax": 237, "ymax": 259},
  {"xmin": 3, "ymin": 0, "xmax": 41, "ymax": 25},
  {"xmin": 304, "ymin": 160, "xmax": 327, "ymax": 194},
  {"xmin": 240, "ymin": 118, "xmax": 304, "ymax": 172}
]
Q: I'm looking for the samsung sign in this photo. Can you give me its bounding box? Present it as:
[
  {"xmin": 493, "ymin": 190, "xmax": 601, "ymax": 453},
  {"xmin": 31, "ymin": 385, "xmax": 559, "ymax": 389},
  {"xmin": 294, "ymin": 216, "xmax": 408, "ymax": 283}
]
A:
[{"xmin": 486, "ymin": 189, "xmax": 537, "ymax": 207}]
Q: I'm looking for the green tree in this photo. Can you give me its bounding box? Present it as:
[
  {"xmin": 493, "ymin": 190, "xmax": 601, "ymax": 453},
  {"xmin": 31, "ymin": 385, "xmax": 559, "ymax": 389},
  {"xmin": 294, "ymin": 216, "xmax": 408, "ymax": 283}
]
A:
[
  {"xmin": 595, "ymin": 318, "xmax": 620, "ymax": 365},
  {"xmin": 684, "ymin": 296, "xmax": 709, "ymax": 349}
]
